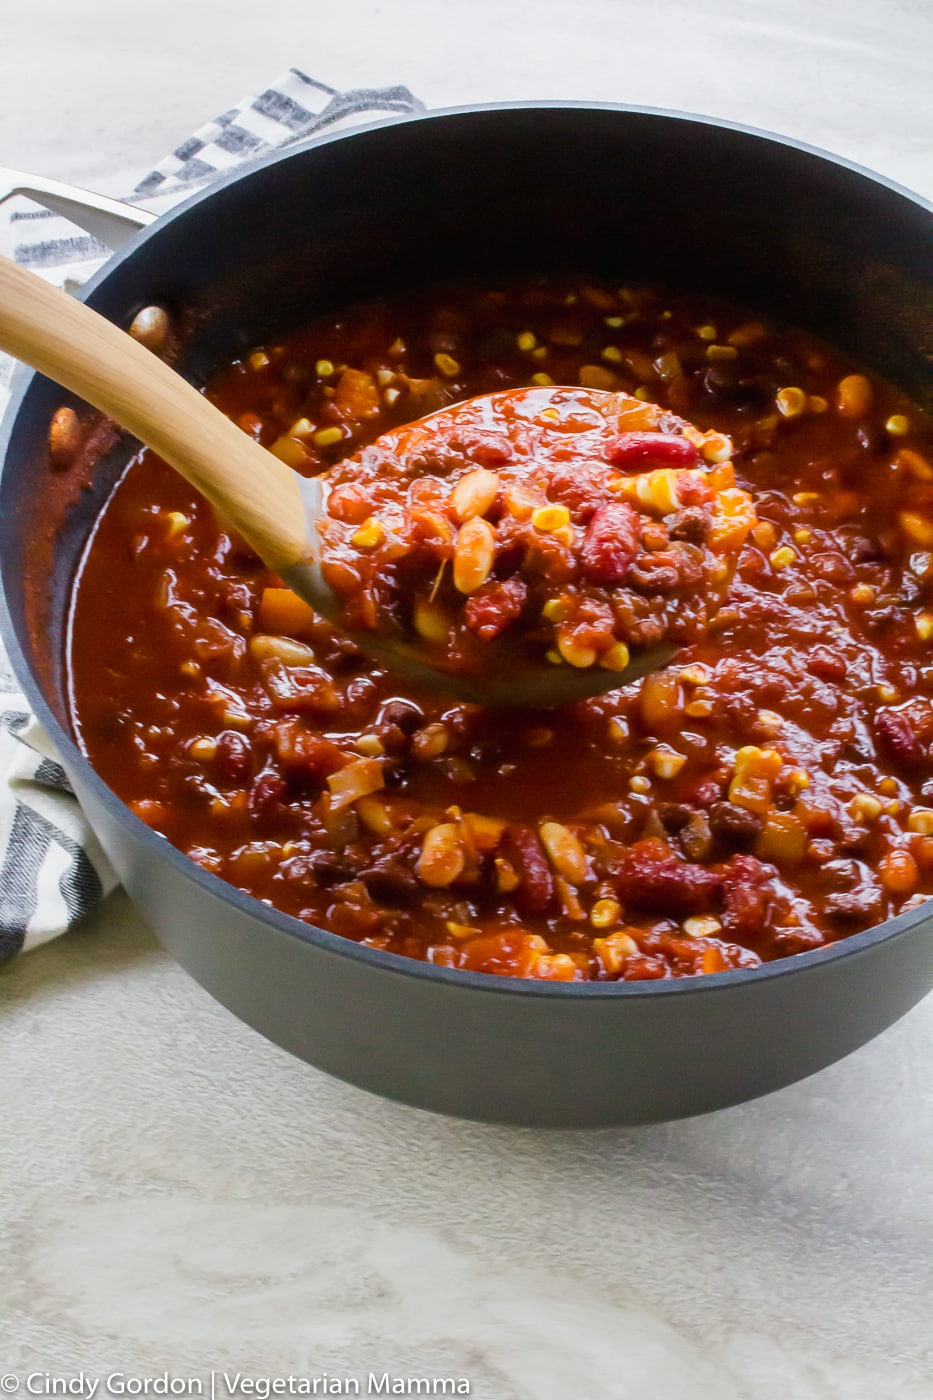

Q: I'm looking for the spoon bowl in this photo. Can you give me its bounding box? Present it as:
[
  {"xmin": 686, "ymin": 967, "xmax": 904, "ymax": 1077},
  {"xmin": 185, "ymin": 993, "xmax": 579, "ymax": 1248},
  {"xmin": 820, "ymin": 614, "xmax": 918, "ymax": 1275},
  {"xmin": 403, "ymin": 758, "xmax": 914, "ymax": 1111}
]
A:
[{"xmin": 0, "ymin": 254, "xmax": 720, "ymax": 706}]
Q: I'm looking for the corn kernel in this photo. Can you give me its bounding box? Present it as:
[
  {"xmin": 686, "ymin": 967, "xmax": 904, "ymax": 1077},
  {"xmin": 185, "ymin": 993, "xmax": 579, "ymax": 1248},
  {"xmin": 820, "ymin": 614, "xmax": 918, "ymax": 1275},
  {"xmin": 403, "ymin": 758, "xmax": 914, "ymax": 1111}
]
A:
[
  {"xmin": 531, "ymin": 346, "xmax": 548, "ymax": 360},
  {"xmin": 351, "ymin": 517, "xmax": 385, "ymax": 550},
  {"xmin": 188, "ymin": 737, "xmax": 217, "ymax": 761},
  {"xmin": 850, "ymin": 583, "xmax": 875, "ymax": 606},
  {"xmin": 793, "ymin": 491, "xmax": 819, "ymax": 505},
  {"xmin": 701, "ymin": 433, "xmax": 732, "ymax": 464},
  {"xmin": 807, "ymin": 395, "xmax": 828, "ymax": 414},
  {"xmin": 908, "ymin": 808, "xmax": 933, "ymax": 834},
  {"xmin": 594, "ymin": 929, "xmax": 639, "ymax": 974},
  {"xmin": 776, "ymin": 386, "xmax": 807, "ymax": 418},
  {"xmin": 383, "ymin": 387, "xmax": 401, "ymax": 406},
  {"xmin": 880, "ymin": 777, "xmax": 899, "ymax": 796},
  {"xmin": 247, "ymin": 350, "xmax": 270, "ymax": 370},
  {"xmin": 629, "ymin": 775, "xmax": 651, "ymax": 794},
  {"xmin": 545, "ymin": 648, "xmax": 564, "ymax": 665},
  {"xmin": 375, "ymin": 368, "xmax": 395, "ymax": 387},
  {"xmin": 557, "ymin": 632, "xmax": 597, "ymax": 668},
  {"xmin": 696, "ymin": 324, "xmax": 717, "ymax": 341},
  {"xmin": 707, "ymin": 344, "xmax": 738, "ymax": 361},
  {"xmin": 164, "ymin": 511, "xmax": 189, "ymax": 538},
  {"xmin": 434, "ymin": 352, "xmax": 461, "ymax": 378},
  {"xmin": 915, "ymin": 613, "xmax": 933, "ymax": 641},
  {"xmin": 532, "ymin": 504, "xmax": 571, "ymax": 532},
  {"xmin": 683, "ymin": 915, "xmax": 722, "ymax": 938},
  {"xmin": 770, "ymin": 546, "xmax": 796, "ymax": 570},
  {"xmin": 877, "ymin": 683, "xmax": 899, "ymax": 702},
  {"xmin": 590, "ymin": 897, "xmax": 622, "ymax": 929},
  {"xmin": 849, "ymin": 793, "xmax": 883, "ymax": 822},
  {"xmin": 886, "ymin": 414, "xmax": 911, "ymax": 437},
  {"xmin": 313, "ymin": 425, "xmax": 343, "ymax": 448},
  {"xmin": 413, "ymin": 598, "xmax": 450, "ymax": 643},
  {"xmin": 288, "ymin": 417, "xmax": 315, "ymax": 438},
  {"xmin": 728, "ymin": 321, "xmax": 767, "ymax": 347},
  {"xmin": 599, "ymin": 641, "xmax": 631, "ymax": 672},
  {"xmin": 601, "ymin": 345, "xmax": 623, "ymax": 363},
  {"xmin": 794, "ymin": 528, "xmax": 811, "ymax": 545},
  {"xmin": 647, "ymin": 746, "xmax": 687, "ymax": 780},
  {"xmin": 607, "ymin": 716, "xmax": 629, "ymax": 743},
  {"xmin": 539, "ymin": 407, "xmax": 560, "ymax": 422},
  {"xmin": 633, "ymin": 386, "xmax": 650, "ymax": 401},
  {"xmin": 542, "ymin": 597, "xmax": 572, "ymax": 622},
  {"xmin": 354, "ymin": 733, "xmax": 385, "ymax": 757},
  {"xmin": 531, "ymin": 372, "xmax": 554, "ymax": 386},
  {"xmin": 494, "ymin": 856, "xmax": 520, "ymax": 892},
  {"xmin": 836, "ymin": 373, "xmax": 873, "ymax": 418},
  {"xmin": 315, "ymin": 358, "xmax": 335, "ymax": 378},
  {"xmin": 516, "ymin": 331, "xmax": 537, "ymax": 352},
  {"xmin": 899, "ymin": 511, "xmax": 933, "ymax": 547}
]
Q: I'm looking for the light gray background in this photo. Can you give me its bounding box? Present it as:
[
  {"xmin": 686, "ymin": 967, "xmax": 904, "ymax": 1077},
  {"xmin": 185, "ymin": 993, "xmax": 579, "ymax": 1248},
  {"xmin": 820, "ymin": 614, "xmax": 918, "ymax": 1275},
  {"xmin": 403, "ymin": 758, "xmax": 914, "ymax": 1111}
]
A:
[{"xmin": 1, "ymin": 3, "xmax": 932, "ymax": 1397}]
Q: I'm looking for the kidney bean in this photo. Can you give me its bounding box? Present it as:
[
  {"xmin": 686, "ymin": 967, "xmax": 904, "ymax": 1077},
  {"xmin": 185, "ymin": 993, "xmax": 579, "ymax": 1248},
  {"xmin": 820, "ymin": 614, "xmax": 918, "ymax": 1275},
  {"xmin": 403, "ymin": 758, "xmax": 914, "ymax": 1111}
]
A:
[
  {"xmin": 807, "ymin": 647, "xmax": 848, "ymax": 682},
  {"xmin": 721, "ymin": 854, "xmax": 771, "ymax": 942},
  {"xmin": 248, "ymin": 770, "xmax": 289, "ymax": 822},
  {"xmin": 605, "ymin": 432, "xmax": 699, "ymax": 469},
  {"xmin": 580, "ymin": 501, "xmax": 641, "ymax": 584},
  {"xmin": 465, "ymin": 577, "xmax": 528, "ymax": 640},
  {"xmin": 500, "ymin": 824, "xmax": 555, "ymax": 914},
  {"xmin": 544, "ymin": 460, "xmax": 615, "ymax": 519},
  {"xmin": 615, "ymin": 839, "xmax": 723, "ymax": 914},
  {"xmin": 215, "ymin": 730, "xmax": 253, "ymax": 784},
  {"xmin": 874, "ymin": 708, "xmax": 924, "ymax": 770}
]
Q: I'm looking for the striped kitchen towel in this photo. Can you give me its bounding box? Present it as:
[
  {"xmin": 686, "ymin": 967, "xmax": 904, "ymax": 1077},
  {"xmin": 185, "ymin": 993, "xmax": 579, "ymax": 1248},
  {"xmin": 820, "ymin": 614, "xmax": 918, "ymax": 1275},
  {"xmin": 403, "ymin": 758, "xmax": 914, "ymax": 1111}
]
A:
[{"xmin": 0, "ymin": 68, "xmax": 423, "ymax": 959}]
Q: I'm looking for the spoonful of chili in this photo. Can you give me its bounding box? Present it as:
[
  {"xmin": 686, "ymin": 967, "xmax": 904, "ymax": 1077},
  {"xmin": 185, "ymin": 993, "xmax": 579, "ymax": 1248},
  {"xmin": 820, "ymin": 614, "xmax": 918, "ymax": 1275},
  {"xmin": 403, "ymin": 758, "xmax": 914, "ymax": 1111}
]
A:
[{"xmin": 0, "ymin": 256, "xmax": 755, "ymax": 707}]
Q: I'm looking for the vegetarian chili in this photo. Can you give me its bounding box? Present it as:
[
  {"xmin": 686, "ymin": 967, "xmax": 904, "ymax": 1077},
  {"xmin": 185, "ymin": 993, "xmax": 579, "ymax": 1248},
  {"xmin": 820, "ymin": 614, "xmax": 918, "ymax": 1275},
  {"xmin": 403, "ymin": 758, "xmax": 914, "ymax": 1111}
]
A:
[{"xmin": 68, "ymin": 276, "xmax": 933, "ymax": 982}]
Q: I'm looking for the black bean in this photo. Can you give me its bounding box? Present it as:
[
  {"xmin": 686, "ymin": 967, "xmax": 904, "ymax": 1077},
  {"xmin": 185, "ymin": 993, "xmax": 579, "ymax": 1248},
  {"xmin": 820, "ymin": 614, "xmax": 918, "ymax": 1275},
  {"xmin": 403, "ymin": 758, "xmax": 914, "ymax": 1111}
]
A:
[
  {"xmin": 360, "ymin": 859, "xmax": 420, "ymax": 906},
  {"xmin": 708, "ymin": 801, "xmax": 762, "ymax": 847},
  {"xmin": 379, "ymin": 699, "xmax": 424, "ymax": 733}
]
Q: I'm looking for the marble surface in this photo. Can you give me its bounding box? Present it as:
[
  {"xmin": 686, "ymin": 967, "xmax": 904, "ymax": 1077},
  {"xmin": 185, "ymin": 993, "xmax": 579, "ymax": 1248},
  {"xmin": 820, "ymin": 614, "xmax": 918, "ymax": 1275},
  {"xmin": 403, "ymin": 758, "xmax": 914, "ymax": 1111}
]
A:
[{"xmin": 1, "ymin": 3, "xmax": 932, "ymax": 1395}]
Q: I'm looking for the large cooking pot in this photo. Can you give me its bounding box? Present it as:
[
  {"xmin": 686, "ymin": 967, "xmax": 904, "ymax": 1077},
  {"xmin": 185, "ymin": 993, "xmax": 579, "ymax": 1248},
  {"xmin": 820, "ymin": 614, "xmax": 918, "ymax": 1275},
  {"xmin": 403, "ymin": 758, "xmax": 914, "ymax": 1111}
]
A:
[{"xmin": 2, "ymin": 104, "xmax": 931, "ymax": 1127}]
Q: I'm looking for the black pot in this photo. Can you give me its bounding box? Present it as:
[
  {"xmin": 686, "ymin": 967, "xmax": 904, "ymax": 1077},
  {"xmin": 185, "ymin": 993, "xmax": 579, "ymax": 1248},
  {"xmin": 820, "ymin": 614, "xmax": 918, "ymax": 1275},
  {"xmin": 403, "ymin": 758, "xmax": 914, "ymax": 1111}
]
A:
[{"xmin": 2, "ymin": 104, "xmax": 932, "ymax": 1126}]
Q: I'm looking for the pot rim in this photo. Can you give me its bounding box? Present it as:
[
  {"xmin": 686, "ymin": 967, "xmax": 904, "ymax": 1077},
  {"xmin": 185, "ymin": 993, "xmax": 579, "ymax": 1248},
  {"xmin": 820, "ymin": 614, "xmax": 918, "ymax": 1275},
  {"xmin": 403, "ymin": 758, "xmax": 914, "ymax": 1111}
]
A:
[{"xmin": 2, "ymin": 98, "xmax": 931, "ymax": 1000}]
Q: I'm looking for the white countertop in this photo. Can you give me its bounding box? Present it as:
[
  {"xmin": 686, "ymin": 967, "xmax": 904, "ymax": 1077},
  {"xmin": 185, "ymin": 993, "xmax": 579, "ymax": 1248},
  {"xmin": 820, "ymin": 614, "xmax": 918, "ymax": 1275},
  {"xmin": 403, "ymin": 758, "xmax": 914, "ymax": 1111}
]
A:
[{"xmin": 1, "ymin": 3, "xmax": 931, "ymax": 1396}]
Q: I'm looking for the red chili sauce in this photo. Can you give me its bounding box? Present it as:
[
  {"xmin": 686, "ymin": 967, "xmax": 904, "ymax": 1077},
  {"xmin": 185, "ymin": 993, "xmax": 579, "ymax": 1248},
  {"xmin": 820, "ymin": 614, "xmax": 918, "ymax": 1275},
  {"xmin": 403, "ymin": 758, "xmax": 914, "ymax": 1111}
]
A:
[
  {"xmin": 318, "ymin": 385, "xmax": 755, "ymax": 679},
  {"xmin": 69, "ymin": 277, "xmax": 933, "ymax": 982}
]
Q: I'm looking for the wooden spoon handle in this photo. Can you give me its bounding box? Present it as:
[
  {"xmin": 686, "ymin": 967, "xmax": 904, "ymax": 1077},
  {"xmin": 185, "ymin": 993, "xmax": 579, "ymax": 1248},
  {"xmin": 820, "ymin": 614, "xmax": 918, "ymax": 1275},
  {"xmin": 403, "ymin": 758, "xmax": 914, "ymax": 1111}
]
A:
[{"xmin": 0, "ymin": 254, "xmax": 310, "ymax": 571}]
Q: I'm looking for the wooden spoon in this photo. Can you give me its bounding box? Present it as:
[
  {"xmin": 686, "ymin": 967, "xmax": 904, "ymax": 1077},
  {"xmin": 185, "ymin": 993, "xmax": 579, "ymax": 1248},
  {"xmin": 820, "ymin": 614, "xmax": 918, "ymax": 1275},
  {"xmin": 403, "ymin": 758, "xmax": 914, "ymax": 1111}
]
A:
[{"xmin": 0, "ymin": 254, "xmax": 683, "ymax": 706}]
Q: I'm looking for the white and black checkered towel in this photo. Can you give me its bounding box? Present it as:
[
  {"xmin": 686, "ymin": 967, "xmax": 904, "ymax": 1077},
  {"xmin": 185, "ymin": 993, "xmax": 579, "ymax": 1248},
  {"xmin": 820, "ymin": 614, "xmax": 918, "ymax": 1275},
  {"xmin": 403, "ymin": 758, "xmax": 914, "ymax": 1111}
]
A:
[{"xmin": 0, "ymin": 68, "xmax": 423, "ymax": 959}]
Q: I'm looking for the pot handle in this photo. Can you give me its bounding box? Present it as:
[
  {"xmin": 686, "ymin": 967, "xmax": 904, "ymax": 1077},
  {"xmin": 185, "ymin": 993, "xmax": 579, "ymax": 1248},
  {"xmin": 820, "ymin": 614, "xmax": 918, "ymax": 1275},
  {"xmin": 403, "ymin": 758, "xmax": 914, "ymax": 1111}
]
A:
[{"xmin": 0, "ymin": 167, "xmax": 155, "ymax": 250}]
